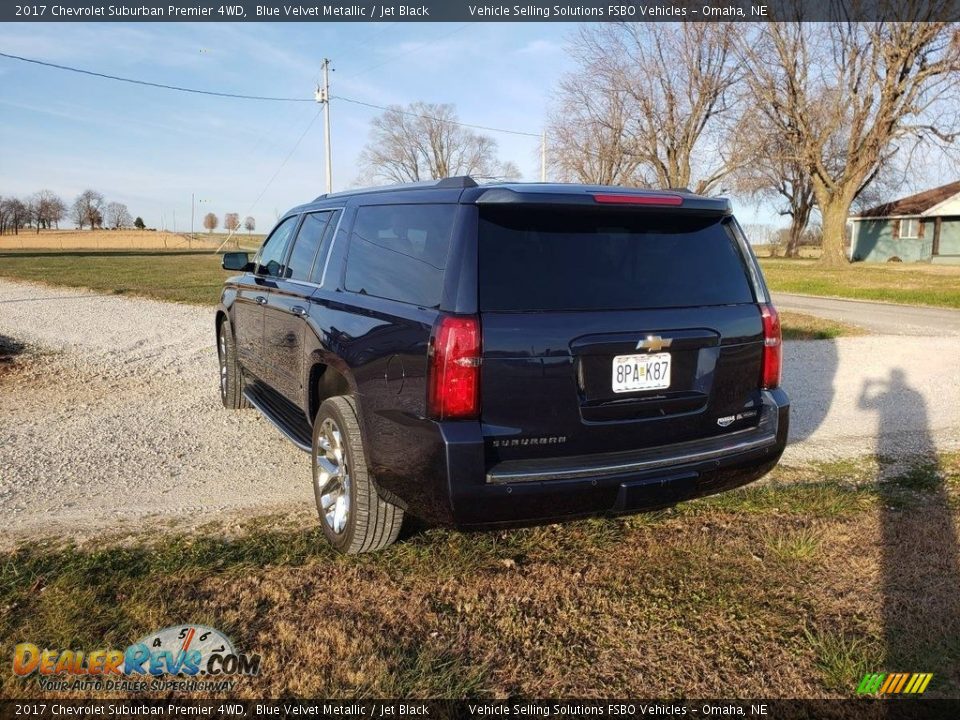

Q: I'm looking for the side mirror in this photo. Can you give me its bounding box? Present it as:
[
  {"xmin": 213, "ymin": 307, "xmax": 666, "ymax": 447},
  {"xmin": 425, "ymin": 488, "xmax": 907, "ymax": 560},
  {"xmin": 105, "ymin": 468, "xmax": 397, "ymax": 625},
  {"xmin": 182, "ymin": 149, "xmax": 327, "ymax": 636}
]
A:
[{"xmin": 222, "ymin": 252, "xmax": 251, "ymax": 272}]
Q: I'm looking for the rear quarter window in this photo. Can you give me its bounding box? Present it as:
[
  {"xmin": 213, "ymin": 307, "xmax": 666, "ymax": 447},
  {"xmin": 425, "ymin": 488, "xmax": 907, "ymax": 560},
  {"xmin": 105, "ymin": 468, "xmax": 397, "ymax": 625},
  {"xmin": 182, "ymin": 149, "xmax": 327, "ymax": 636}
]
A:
[
  {"xmin": 345, "ymin": 204, "xmax": 456, "ymax": 307},
  {"xmin": 478, "ymin": 207, "xmax": 755, "ymax": 312}
]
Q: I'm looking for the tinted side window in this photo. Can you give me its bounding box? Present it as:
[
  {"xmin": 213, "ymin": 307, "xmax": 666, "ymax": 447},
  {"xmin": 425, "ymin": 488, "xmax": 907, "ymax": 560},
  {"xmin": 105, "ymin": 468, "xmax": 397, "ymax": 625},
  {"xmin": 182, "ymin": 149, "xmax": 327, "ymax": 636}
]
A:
[
  {"xmin": 285, "ymin": 211, "xmax": 332, "ymax": 281},
  {"xmin": 312, "ymin": 209, "xmax": 342, "ymax": 284},
  {"xmin": 256, "ymin": 215, "xmax": 299, "ymax": 278},
  {"xmin": 344, "ymin": 204, "xmax": 456, "ymax": 307}
]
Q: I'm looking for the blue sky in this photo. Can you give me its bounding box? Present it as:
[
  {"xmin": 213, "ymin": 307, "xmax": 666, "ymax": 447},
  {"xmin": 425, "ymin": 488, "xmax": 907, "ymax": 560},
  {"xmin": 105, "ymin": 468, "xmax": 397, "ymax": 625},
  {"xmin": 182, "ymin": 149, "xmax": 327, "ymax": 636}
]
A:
[
  {"xmin": 0, "ymin": 22, "xmax": 577, "ymax": 232},
  {"xmin": 3, "ymin": 22, "xmax": 946, "ymax": 236}
]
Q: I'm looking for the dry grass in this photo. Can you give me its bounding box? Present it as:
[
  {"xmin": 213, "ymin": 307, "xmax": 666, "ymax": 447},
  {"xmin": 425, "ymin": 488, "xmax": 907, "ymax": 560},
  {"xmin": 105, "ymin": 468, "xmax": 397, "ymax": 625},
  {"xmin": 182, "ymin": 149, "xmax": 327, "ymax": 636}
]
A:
[
  {"xmin": 2, "ymin": 455, "xmax": 958, "ymax": 699},
  {"xmin": 779, "ymin": 311, "xmax": 863, "ymax": 341},
  {"xmin": 1, "ymin": 229, "xmax": 215, "ymax": 251},
  {"xmin": 753, "ymin": 245, "xmax": 822, "ymax": 260},
  {"xmin": 0, "ymin": 230, "xmax": 262, "ymax": 253}
]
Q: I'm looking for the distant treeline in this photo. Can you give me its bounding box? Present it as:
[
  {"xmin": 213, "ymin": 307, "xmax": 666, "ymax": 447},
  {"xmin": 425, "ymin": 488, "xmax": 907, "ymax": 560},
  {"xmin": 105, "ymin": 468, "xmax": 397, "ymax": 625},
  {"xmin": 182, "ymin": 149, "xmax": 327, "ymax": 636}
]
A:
[{"xmin": 0, "ymin": 189, "xmax": 143, "ymax": 235}]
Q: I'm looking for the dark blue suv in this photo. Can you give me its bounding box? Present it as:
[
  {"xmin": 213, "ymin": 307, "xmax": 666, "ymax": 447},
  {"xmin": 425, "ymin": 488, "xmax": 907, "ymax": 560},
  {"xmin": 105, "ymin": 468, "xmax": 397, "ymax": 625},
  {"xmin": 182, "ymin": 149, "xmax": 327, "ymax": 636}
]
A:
[{"xmin": 216, "ymin": 177, "xmax": 789, "ymax": 553}]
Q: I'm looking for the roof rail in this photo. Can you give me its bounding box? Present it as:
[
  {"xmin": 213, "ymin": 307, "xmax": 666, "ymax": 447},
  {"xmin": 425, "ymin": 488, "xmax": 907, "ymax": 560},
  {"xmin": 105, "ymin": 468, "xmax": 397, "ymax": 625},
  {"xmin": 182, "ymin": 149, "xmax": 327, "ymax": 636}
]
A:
[
  {"xmin": 435, "ymin": 176, "xmax": 478, "ymax": 188},
  {"xmin": 311, "ymin": 175, "xmax": 477, "ymax": 202}
]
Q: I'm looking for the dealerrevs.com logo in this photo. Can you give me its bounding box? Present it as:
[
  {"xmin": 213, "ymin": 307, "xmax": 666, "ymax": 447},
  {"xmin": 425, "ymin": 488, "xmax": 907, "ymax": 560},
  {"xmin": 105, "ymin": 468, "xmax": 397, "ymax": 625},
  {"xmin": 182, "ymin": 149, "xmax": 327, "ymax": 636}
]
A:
[{"xmin": 13, "ymin": 625, "xmax": 261, "ymax": 693}]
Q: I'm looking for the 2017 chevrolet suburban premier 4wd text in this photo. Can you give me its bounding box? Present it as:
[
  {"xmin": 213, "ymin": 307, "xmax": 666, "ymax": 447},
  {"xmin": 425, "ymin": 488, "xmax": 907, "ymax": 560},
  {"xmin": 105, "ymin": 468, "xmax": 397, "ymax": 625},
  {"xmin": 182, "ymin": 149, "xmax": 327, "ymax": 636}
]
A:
[{"xmin": 215, "ymin": 177, "xmax": 790, "ymax": 554}]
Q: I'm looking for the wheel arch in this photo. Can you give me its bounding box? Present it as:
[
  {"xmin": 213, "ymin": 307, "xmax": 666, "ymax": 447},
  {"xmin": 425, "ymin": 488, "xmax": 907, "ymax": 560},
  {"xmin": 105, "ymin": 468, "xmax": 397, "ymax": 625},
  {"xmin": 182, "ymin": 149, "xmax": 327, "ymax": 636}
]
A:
[
  {"xmin": 308, "ymin": 358, "xmax": 355, "ymax": 423},
  {"xmin": 214, "ymin": 306, "xmax": 230, "ymax": 344}
]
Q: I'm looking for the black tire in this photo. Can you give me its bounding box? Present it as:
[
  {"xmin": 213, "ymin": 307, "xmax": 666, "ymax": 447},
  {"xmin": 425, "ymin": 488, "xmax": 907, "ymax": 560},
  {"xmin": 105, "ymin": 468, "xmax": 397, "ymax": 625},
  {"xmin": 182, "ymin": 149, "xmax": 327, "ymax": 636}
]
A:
[
  {"xmin": 218, "ymin": 320, "xmax": 249, "ymax": 410},
  {"xmin": 312, "ymin": 395, "xmax": 403, "ymax": 554}
]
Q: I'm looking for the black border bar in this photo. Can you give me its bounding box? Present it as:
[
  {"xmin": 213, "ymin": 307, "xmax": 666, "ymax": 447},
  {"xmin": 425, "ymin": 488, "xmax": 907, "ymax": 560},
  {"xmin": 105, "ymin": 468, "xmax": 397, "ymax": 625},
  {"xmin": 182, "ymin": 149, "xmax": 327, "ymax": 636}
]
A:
[
  {"xmin": 3, "ymin": 0, "xmax": 960, "ymax": 23},
  {"xmin": 2, "ymin": 700, "xmax": 960, "ymax": 720}
]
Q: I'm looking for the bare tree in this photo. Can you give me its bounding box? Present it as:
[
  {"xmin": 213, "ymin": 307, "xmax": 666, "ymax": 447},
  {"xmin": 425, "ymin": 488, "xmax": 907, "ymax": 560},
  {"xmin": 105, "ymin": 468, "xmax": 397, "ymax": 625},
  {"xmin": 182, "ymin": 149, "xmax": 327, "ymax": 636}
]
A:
[
  {"xmin": 547, "ymin": 64, "xmax": 644, "ymax": 185},
  {"xmin": 557, "ymin": 23, "xmax": 745, "ymax": 193},
  {"xmin": 0, "ymin": 198, "xmax": 23, "ymax": 235},
  {"xmin": 105, "ymin": 201, "xmax": 132, "ymax": 229},
  {"xmin": 731, "ymin": 119, "xmax": 817, "ymax": 257},
  {"xmin": 2, "ymin": 198, "xmax": 29, "ymax": 235},
  {"xmin": 243, "ymin": 216, "xmax": 256, "ymax": 234},
  {"xmin": 72, "ymin": 190, "xmax": 105, "ymax": 230},
  {"xmin": 35, "ymin": 190, "xmax": 67, "ymax": 231},
  {"xmin": 224, "ymin": 213, "xmax": 240, "ymax": 233},
  {"xmin": 203, "ymin": 212, "xmax": 218, "ymax": 233},
  {"xmin": 742, "ymin": 21, "xmax": 960, "ymax": 266},
  {"xmin": 358, "ymin": 102, "xmax": 520, "ymax": 184}
]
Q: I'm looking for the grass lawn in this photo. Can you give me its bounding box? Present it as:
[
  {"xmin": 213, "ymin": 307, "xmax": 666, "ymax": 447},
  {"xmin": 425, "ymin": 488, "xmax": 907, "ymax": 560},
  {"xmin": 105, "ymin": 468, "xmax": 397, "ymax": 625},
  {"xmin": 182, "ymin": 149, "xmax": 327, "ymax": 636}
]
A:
[
  {"xmin": 761, "ymin": 258, "xmax": 960, "ymax": 309},
  {"xmin": 0, "ymin": 250, "xmax": 228, "ymax": 306},
  {"xmin": 2, "ymin": 455, "xmax": 958, "ymax": 698},
  {"xmin": 779, "ymin": 311, "xmax": 862, "ymax": 341},
  {"xmin": 0, "ymin": 251, "xmax": 859, "ymax": 340}
]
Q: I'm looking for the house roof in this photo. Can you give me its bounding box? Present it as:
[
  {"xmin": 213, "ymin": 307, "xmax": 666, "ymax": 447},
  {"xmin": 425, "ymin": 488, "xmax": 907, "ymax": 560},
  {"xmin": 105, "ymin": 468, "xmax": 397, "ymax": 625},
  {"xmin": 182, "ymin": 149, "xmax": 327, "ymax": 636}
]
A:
[{"xmin": 858, "ymin": 180, "xmax": 960, "ymax": 218}]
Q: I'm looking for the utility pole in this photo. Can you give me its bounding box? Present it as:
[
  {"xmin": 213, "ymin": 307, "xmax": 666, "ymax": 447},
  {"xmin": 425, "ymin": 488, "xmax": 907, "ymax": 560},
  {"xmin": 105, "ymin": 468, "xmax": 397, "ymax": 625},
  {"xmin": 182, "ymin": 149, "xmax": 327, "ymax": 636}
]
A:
[
  {"xmin": 540, "ymin": 130, "xmax": 547, "ymax": 182},
  {"xmin": 316, "ymin": 58, "xmax": 333, "ymax": 194},
  {"xmin": 190, "ymin": 193, "xmax": 195, "ymax": 237}
]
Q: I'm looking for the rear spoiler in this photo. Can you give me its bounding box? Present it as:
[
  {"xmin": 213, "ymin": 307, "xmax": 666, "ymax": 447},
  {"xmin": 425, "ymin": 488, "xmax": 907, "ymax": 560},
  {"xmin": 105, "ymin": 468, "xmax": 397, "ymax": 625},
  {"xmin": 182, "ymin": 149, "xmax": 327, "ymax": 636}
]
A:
[{"xmin": 463, "ymin": 186, "xmax": 732, "ymax": 216}]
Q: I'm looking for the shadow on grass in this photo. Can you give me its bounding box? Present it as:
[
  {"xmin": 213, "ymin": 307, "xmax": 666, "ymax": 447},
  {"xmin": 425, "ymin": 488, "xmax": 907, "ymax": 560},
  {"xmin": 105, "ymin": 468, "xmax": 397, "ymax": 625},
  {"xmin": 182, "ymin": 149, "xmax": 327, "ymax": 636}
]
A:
[
  {"xmin": 859, "ymin": 369, "xmax": 960, "ymax": 694},
  {"xmin": 0, "ymin": 334, "xmax": 26, "ymax": 376},
  {"xmin": 0, "ymin": 334, "xmax": 25, "ymax": 359}
]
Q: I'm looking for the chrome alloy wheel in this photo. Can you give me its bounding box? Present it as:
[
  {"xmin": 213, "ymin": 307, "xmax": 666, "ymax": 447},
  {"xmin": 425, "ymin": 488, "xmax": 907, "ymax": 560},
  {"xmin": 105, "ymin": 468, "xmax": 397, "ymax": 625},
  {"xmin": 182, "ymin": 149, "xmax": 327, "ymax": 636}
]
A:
[
  {"xmin": 218, "ymin": 329, "xmax": 228, "ymax": 400},
  {"xmin": 315, "ymin": 418, "xmax": 351, "ymax": 534}
]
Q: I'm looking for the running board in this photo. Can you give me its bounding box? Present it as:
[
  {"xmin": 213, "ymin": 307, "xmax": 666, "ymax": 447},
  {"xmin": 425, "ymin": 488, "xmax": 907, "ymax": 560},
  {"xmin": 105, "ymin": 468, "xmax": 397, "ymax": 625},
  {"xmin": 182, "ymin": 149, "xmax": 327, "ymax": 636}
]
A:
[{"xmin": 243, "ymin": 383, "xmax": 312, "ymax": 452}]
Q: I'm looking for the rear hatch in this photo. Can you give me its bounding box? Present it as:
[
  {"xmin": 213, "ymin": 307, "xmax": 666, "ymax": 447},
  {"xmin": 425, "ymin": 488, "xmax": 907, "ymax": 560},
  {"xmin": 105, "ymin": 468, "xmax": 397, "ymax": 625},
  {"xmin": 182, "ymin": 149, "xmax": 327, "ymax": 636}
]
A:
[{"xmin": 477, "ymin": 200, "xmax": 766, "ymax": 464}]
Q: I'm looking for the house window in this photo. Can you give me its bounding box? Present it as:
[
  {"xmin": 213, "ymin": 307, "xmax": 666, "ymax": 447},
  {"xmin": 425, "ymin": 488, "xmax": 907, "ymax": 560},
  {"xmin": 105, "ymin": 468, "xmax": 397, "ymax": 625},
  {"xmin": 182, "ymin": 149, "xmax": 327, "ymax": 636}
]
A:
[{"xmin": 900, "ymin": 218, "xmax": 920, "ymax": 239}]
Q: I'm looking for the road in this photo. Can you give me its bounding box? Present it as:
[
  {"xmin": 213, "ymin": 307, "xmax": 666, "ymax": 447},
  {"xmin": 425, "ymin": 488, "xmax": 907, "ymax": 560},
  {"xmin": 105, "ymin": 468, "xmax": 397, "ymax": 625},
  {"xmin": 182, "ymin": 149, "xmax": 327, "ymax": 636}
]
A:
[
  {"xmin": 1, "ymin": 278, "xmax": 958, "ymax": 541},
  {"xmin": 773, "ymin": 292, "xmax": 960, "ymax": 336}
]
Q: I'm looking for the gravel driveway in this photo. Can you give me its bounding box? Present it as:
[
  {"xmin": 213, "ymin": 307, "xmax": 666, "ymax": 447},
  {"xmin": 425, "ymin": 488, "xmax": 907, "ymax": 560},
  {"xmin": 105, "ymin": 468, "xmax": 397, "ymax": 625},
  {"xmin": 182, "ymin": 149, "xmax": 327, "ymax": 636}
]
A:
[{"xmin": 1, "ymin": 278, "xmax": 958, "ymax": 542}]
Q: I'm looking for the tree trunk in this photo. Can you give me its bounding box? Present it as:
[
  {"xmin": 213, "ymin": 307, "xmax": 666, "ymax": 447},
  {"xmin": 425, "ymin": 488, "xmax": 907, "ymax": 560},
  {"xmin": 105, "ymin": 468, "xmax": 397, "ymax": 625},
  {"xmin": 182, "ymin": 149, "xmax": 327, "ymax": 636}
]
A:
[{"xmin": 818, "ymin": 198, "xmax": 851, "ymax": 267}]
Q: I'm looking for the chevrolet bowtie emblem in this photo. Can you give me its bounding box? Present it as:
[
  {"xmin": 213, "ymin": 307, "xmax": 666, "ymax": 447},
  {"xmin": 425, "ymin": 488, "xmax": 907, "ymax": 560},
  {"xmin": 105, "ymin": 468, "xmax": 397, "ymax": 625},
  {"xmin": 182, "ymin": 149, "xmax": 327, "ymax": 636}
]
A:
[{"xmin": 636, "ymin": 335, "xmax": 672, "ymax": 352}]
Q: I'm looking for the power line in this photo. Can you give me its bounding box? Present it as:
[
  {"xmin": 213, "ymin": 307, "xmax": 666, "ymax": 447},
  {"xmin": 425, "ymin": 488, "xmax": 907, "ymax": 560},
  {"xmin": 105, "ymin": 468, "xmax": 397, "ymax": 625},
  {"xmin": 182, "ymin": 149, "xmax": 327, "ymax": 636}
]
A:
[
  {"xmin": 0, "ymin": 51, "xmax": 313, "ymax": 102},
  {"xmin": 332, "ymin": 95, "xmax": 540, "ymax": 138},
  {"xmin": 0, "ymin": 48, "xmax": 541, "ymax": 138},
  {"xmin": 217, "ymin": 108, "xmax": 323, "ymax": 252}
]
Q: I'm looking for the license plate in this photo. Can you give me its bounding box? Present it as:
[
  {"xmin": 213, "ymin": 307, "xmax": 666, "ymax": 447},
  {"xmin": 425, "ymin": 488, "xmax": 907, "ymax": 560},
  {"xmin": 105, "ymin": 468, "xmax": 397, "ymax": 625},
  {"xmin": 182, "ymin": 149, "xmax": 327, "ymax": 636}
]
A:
[{"xmin": 612, "ymin": 353, "xmax": 671, "ymax": 393}]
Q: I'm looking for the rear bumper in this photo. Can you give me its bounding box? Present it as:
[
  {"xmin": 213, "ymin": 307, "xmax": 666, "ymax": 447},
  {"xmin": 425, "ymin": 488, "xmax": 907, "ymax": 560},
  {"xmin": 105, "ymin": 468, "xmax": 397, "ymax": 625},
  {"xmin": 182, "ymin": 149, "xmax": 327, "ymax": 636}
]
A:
[{"xmin": 441, "ymin": 389, "xmax": 789, "ymax": 528}]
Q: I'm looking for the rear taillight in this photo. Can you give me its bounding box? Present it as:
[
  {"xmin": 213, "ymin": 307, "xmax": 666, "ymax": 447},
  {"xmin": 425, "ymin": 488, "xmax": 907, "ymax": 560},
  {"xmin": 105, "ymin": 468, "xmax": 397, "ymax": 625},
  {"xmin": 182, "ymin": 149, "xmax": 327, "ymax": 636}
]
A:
[
  {"xmin": 428, "ymin": 314, "xmax": 481, "ymax": 420},
  {"xmin": 760, "ymin": 303, "xmax": 782, "ymax": 390}
]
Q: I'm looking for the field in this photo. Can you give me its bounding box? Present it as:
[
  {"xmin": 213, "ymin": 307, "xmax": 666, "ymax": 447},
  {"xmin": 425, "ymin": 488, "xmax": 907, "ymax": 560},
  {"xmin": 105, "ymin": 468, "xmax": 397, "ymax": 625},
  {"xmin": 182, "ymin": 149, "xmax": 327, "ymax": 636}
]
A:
[
  {"xmin": 0, "ymin": 229, "xmax": 261, "ymax": 252},
  {"xmin": 2, "ymin": 455, "xmax": 958, "ymax": 698},
  {"xmin": 760, "ymin": 258, "xmax": 960, "ymax": 309},
  {"xmin": 0, "ymin": 250, "xmax": 227, "ymax": 305},
  {"xmin": 752, "ymin": 245, "xmax": 822, "ymax": 259},
  {"xmin": 0, "ymin": 249, "xmax": 858, "ymax": 339}
]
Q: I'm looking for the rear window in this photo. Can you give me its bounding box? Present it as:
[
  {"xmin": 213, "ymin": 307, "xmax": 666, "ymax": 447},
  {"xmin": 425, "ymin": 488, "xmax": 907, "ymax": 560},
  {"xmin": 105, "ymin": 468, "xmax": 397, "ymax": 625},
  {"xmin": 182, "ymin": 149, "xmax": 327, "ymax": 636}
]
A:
[
  {"xmin": 345, "ymin": 204, "xmax": 456, "ymax": 307},
  {"xmin": 478, "ymin": 208, "xmax": 755, "ymax": 312}
]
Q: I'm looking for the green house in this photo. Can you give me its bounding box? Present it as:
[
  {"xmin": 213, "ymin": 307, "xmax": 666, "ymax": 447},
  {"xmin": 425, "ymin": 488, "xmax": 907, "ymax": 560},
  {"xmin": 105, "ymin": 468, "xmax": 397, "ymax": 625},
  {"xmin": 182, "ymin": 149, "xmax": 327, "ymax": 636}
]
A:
[{"xmin": 849, "ymin": 180, "xmax": 960, "ymax": 264}]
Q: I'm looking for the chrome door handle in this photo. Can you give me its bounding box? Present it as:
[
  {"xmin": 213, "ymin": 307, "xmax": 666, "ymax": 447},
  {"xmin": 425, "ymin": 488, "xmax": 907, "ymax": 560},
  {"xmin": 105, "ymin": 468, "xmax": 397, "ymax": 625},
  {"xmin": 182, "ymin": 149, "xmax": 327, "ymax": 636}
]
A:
[
  {"xmin": 291, "ymin": 306, "xmax": 308, "ymax": 317},
  {"xmin": 255, "ymin": 296, "xmax": 267, "ymax": 305}
]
